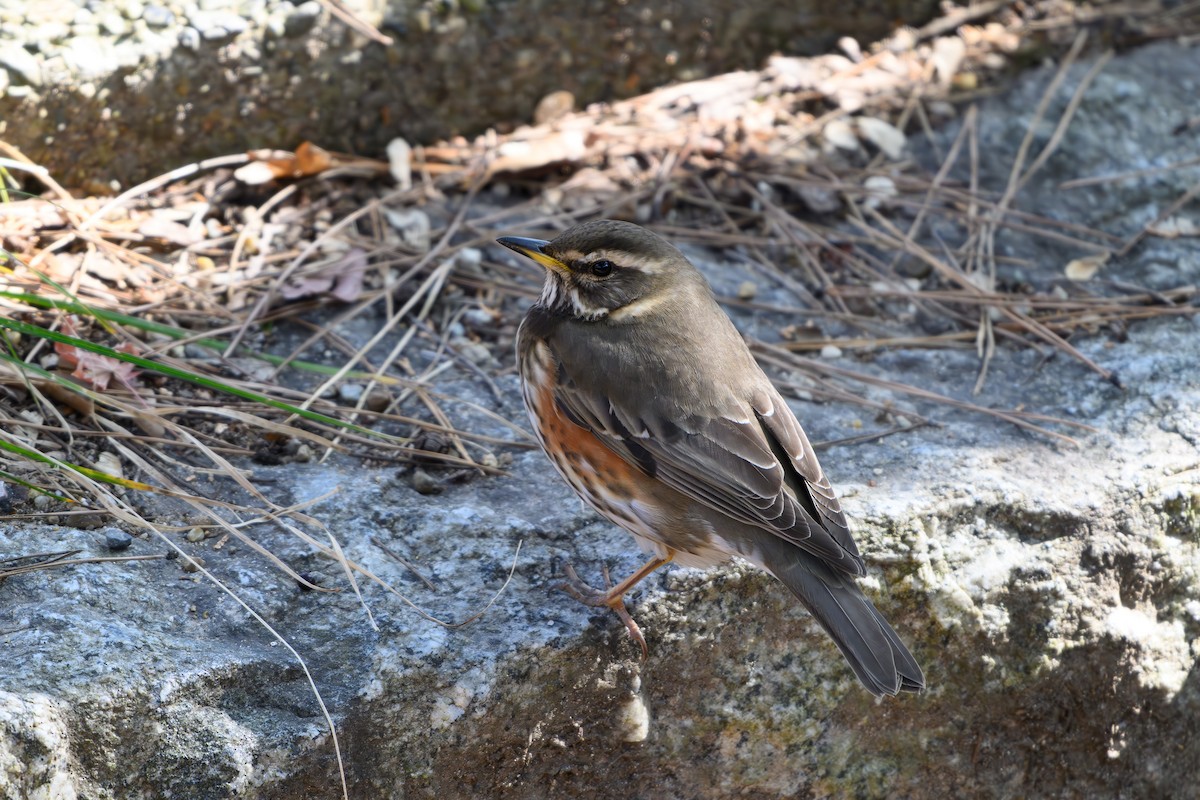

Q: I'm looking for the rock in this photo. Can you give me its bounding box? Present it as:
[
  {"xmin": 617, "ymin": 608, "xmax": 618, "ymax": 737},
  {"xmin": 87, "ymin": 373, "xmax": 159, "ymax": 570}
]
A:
[
  {"xmin": 455, "ymin": 246, "xmax": 483, "ymax": 274},
  {"xmin": 61, "ymin": 36, "xmax": 119, "ymax": 82},
  {"xmin": 338, "ymin": 382, "xmax": 365, "ymax": 403},
  {"xmin": 0, "ymin": 42, "xmax": 41, "ymax": 86},
  {"xmin": 0, "ymin": 0, "xmax": 940, "ymax": 187},
  {"xmin": 283, "ymin": 1, "xmax": 322, "ymax": 37},
  {"xmin": 533, "ymin": 89, "xmax": 575, "ymax": 125},
  {"xmin": 461, "ymin": 307, "xmax": 495, "ymax": 329},
  {"xmin": 410, "ymin": 467, "xmax": 443, "ymax": 495},
  {"xmin": 141, "ymin": 5, "xmax": 175, "ymax": 28},
  {"xmin": 97, "ymin": 10, "xmax": 130, "ymax": 36},
  {"xmin": 103, "ymin": 528, "xmax": 133, "ymax": 551},
  {"xmin": 177, "ymin": 25, "xmax": 200, "ymax": 50},
  {"xmin": 457, "ymin": 341, "xmax": 492, "ymax": 365},
  {"xmin": 3, "ymin": 37, "xmax": 1200, "ymax": 800}
]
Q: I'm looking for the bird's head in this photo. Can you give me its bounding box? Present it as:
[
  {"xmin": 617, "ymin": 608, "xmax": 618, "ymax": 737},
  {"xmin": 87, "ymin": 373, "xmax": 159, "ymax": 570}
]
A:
[{"xmin": 498, "ymin": 220, "xmax": 705, "ymax": 322}]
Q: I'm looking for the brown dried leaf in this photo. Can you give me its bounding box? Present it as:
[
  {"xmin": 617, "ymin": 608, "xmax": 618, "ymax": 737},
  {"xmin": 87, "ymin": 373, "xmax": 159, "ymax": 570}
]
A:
[
  {"xmin": 53, "ymin": 318, "xmax": 142, "ymax": 392},
  {"xmin": 1064, "ymin": 252, "xmax": 1110, "ymax": 282},
  {"xmin": 236, "ymin": 142, "xmax": 335, "ymax": 184},
  {"xmin": 278, "ymin": 249, "xmax": 368, "ymax": 303}
]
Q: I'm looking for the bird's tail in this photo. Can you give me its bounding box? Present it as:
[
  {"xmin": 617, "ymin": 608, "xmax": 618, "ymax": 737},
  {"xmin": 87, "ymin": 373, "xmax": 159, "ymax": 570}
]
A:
[{"xmin": 760, "ymin": 544, "xmax": 925, "ymax": 697}]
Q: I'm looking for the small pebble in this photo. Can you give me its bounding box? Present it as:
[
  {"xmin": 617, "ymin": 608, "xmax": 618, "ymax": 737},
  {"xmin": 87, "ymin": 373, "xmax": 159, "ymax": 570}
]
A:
[
  {"xmin": 185, "ymin": 527, "xmax": 206, "ymax": 543},
  {"xmin": 97, "ymin": 11, "xmax": 128, "ymax": 35},
  {"xmin": 533, "ymin": 89, "xmax": 575, "ymax": 125},
  {"xmin": 819, "ymin": 344, "xmax": 843, "ymax": 359},
  {"xmin": 456, "ymin": 247, "xmax": 483, "ymax": 273},
  {"xmin": 363, "ymin": 387, "xmax": 392, "ymax": 413},
  {"xmin": 0, "ymin": 42, "xmax": 43, "ymax": 86},
  {"xmin": 142, "ymin": 5, "xmax": 175, "ymax": 27},
  {"xmin": 411, "ymin": 468, "xmax": 443, "ymax": 495},
  {"xmin": 181, "ymin": 556, "xmax": 205, "ymax": 573},
  {"xmin": 177, "ymin": 26, "xmax": 201, "ymax": 49},
  {"xmin": 736, "ymin": 281, "xmax": 758, "ymax": 300},
  {"xmin": 264, "ymin": 9, "xmax": 287, "ymax": 38},
  {"xmin": 462, "ymin": 307, "xmax": 494, "ymax": 329},
  {"xmin": 104, "ymin": 528, "xmax": 133, "ymax": 551},
  {"xmin": 458, "ymin": 341, "xmax": 492, "ymax": 365},
  {"xmin": 339, "ymin": 383, "xmax": 365, "ymax": 403},
  {"xmin": 285, "ymin": 0, "xmax": 323, "ymax": 37}
]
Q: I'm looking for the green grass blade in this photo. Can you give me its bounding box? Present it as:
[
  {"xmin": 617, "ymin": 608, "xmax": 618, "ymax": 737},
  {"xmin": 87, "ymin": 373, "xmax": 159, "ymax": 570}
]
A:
[{"xmin": 0, "ymin": 317, "xmax": 405, "ymax": 443}]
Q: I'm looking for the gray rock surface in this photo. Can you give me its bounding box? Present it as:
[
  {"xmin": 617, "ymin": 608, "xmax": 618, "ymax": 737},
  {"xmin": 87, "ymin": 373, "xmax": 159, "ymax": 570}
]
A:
[
  {"xmin": 3, "ymin": 40, "xmax": 1200, "ymax": 800},
  {"xmin": 0, "ymin": 0, "xmax": 935, "ymax": 187}
]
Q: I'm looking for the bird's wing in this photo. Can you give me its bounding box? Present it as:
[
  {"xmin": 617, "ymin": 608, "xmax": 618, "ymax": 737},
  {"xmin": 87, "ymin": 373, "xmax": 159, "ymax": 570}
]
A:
[{"xmin": 550, "ymin": 372, "xmax": 864, "ymax": 577}]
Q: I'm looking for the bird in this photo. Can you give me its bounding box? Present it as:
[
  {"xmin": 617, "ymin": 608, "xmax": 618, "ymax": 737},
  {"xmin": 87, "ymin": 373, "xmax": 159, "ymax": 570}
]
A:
[{"xmin": 497, "ymin": 219, "xmax": 924, "ymax": 697}]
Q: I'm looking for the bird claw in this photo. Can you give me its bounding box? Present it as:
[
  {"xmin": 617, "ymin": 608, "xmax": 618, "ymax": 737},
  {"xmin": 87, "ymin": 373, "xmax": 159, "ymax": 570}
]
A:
[{"xmin": 557, "ymin": 562, "xmax": 649, "ymax": 662}]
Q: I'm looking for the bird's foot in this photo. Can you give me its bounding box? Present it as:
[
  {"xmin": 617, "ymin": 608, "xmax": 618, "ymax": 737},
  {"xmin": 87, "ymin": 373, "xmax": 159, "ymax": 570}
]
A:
[{"xmin": 558, "ymin": 562, "xmax": 648, "ymax": 661}]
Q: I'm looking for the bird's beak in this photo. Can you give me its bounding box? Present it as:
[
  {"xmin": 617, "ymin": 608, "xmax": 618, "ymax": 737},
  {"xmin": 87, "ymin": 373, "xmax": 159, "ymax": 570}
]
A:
[{"xmin": 497, "ymin": 236, "xmax": 569, "ymax": 274}]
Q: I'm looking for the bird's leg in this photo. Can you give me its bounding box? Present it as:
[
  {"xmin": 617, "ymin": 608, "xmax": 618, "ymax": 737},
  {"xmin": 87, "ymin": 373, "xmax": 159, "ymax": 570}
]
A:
[{"xmin": 558, "ymin": 552, "xmax": 674, "ymax": 660}]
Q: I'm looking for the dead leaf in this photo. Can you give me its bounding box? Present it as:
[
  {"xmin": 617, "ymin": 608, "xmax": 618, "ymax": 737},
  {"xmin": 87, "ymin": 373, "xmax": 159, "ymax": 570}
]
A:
[
  {"xmin": 329, "ymin": 249, "xmax": 367, "ymax": 302},
  {"xmin": 53, "ymin": 318, "xmax": 142, "ymax": 392},
  {"xmin": 96, "ymin": 451, "xmax": 124, "ymax": 480},
  {"xmin": 131, "ymin": 410, "xmax": 166, "ymax": 438},
  {"xmin": 822, "ymin": 119, "xmax": 859, "ymax": 152},
  {"xmin": 1148, "ymin": 217, "xmax": 1199, "ymax": 238},
  {"xmin": 138, "ymin": 216, "xmax": 202, "ymax": 246},
  {"xmin": 383, "ymin": 208, "xmax": 431, "ymax": 253},
  {"xmin": 856, "ymin": 117, "xmax": 906, "ymax": 160},
  {"xmin": 488, "ymin": 130, "xmax": 587, "ymax": 174},
  {"xmin": 1064, "ymin": 252, "xmax": 1110, "ymax": 281},
  {"xmin": 387, "ymin": 138, "xmax": 413, "ymax": 190},
  {"xmin": 278, "ymin": 249, "xmax": 368, "ymax": 303},
  {"xmin": 29, "ymin": 379, "xmax": 93, "ymax": 415},
  {"xmin": 544, "ymin": 167, "xmax": 622, "ymax": 212},
  {"xmin": 233, "ymin": 161, "xmax": 282, "ymax": 186},
  {"xmin": 931, "ymin": 36, "xmax": 967, "ymax": 85},
  {"xmin": 236, "ymin": 142, "xmax": 335, "ymax": 184},
  {"xmin": 862, "ymin": 175, "xmax": 897, "ymax": 209},
  {"xmin": 294, "ymin": 142, "xmax": 333, "ymax": 175},
  {"xmin": 69, "ymin": 349, "xmax": 140, "ymax": 392}
]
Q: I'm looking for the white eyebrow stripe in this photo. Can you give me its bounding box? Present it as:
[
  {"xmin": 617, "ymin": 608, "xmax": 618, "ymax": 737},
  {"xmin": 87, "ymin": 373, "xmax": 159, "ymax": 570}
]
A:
[
  {"xmin": 584, "ymin": 250, "xmax": 662, "ymax": 274},
  {"xmin": 608, "ymin": 292, "xmax": 671, "ymax": 321}
]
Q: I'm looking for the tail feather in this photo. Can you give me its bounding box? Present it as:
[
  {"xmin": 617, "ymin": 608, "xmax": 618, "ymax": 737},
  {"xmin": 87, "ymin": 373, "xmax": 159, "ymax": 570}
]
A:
[{"xmin": 763, "ymin": 547, "xmax": 925, "ymax": 697}]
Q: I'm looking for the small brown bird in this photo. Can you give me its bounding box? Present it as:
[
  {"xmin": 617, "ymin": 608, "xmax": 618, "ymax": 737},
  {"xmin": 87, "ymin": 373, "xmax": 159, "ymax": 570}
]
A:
[{"xmin": 498, "ymin": 220, "xmax": 924, "ymax": 696}]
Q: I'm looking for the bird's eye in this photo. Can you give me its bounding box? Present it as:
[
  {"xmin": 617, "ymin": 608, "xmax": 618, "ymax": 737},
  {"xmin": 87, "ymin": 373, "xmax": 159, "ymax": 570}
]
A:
[{"xmin": 590, "ymin": 259, "xmax": 615, "ymax": 277}]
